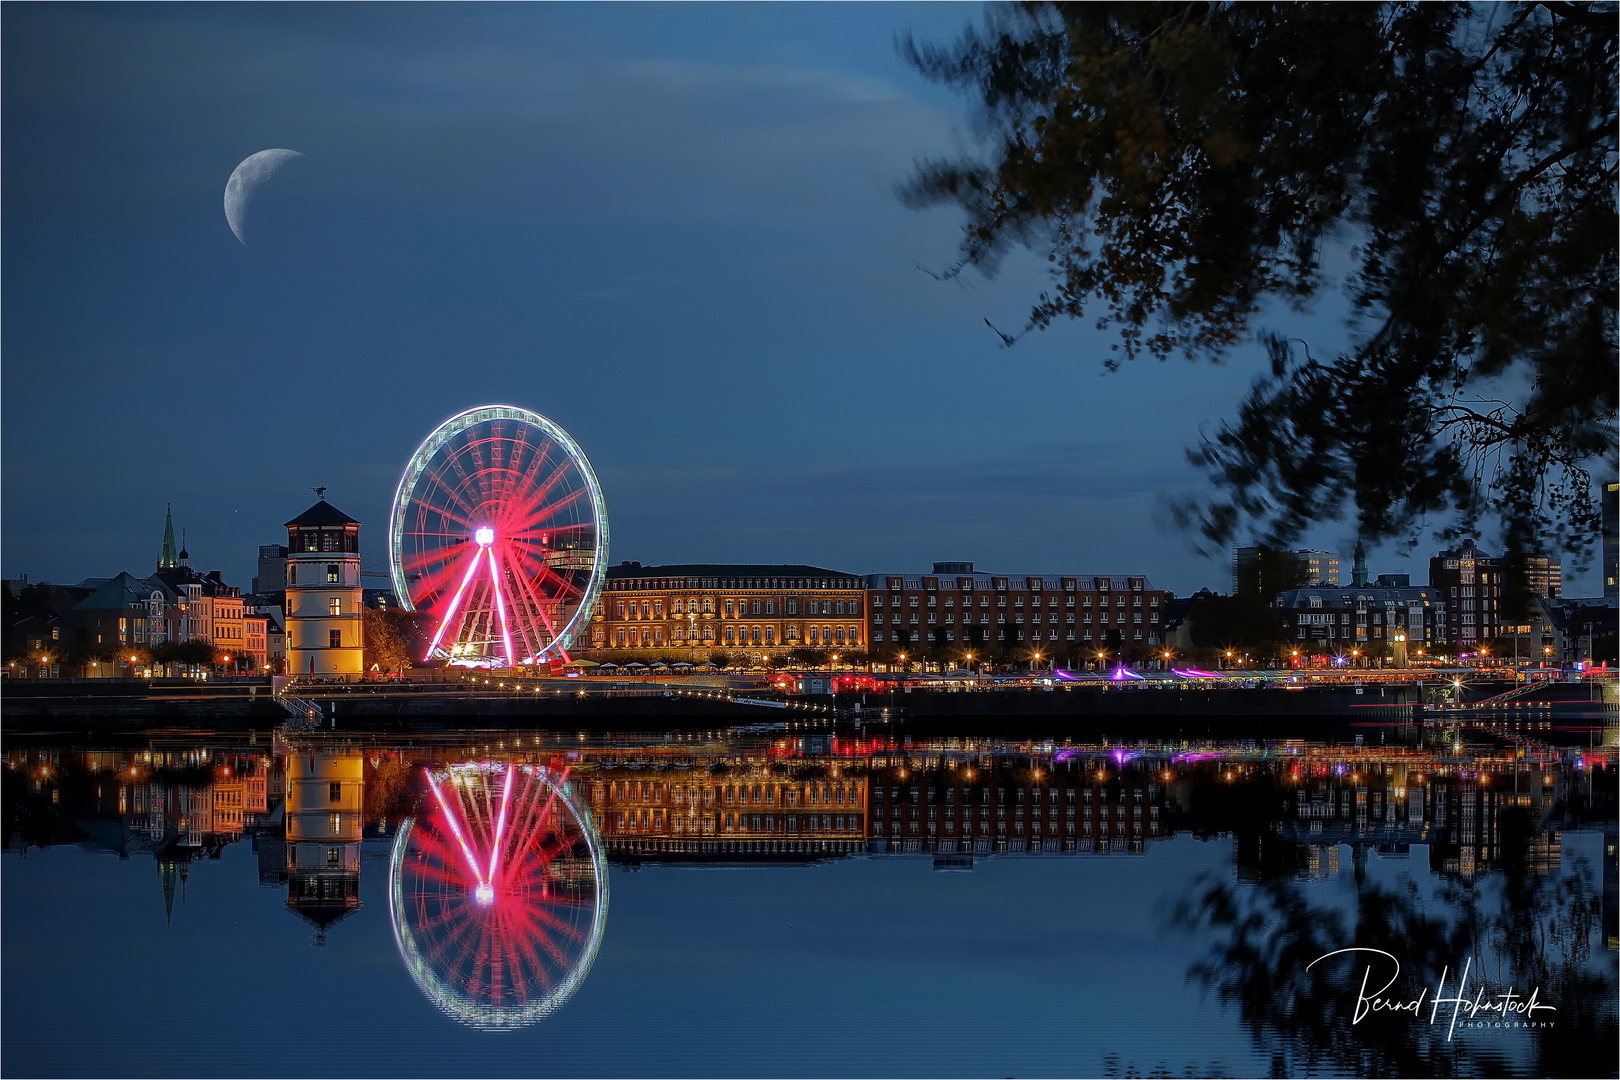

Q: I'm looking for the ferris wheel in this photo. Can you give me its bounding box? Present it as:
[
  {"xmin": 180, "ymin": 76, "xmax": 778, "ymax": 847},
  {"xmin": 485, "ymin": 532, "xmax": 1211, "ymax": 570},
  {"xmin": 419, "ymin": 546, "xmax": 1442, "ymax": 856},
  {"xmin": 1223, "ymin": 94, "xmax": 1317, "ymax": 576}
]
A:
[
  {"xmin": 389, "ymin": 405, "xmax": 608, "ymax": 667},
  {"xmin": 389, "ymin": 762, "xmax": 608, "ymax": 1030}
]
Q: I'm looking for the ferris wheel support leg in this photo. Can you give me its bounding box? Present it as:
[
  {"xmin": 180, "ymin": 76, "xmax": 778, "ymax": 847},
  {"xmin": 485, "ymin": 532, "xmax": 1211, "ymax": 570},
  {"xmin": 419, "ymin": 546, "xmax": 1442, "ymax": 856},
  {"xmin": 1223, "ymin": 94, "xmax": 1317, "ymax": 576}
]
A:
[{"xmin": 425, "ymin": 547, "xmax": 486, "ymax": 662}]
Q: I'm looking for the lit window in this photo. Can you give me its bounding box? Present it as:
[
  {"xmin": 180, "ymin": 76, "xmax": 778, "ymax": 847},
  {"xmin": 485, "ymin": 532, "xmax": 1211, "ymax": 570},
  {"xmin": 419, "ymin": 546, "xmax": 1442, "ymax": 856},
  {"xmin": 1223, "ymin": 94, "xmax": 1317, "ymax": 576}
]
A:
[{"xmin": 329, "ymin": 598, "xmax": 341, "ymax": 616}]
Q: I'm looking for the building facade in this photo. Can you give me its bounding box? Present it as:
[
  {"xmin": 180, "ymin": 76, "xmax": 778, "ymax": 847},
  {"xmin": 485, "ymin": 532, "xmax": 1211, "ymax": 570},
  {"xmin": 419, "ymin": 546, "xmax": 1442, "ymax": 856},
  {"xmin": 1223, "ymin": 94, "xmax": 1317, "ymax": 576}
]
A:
[
  {"xmin": 1272, "ymin": 584, "xmax": 1444, "ymax": 659},
  {"xmin": 1428, "ymin": 540, "xmax": 1562, "ymax": 651},
  {"xmin": 284, "ymin": 495, "xmax": 365, "ymax": 678},
  {"xmin": 865, "ymin": 562, "xmax": 1168, "ymax": 658},
  {"xmin": 590, "ymin": 563, "xmax": 866, "ymax": 655}
]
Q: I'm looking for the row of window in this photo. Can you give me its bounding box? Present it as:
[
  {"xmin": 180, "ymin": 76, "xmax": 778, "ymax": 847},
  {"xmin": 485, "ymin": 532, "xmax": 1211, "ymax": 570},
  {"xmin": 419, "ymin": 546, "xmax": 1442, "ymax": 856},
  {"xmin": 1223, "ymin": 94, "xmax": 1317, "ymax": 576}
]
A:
[
  {"xmin": 875, "ymin": 593, "xmax": 1157, "ymax": 609},
  {"xmin": 609, "ymin": 624, "xmax": 862, "ymax": 647},
  {"xmin": 879, "ymin": 819, "xmax": 1154, "ymax": 837},
  {"xmin": 614, "ymin": 597, "xmax": 860, "ymax": 619},
  {"xmin": 878, "ymin": 786, "xmax": 1149, "ymax": 804},
  {"xmin": 872, "ymin": 628, "xmax": 1157, "ymax": 643},
  {"xmin": 881, "ymin": 577, "xmax": 1148, "ymax": 592},
  {"xmin": 881, "ymin": 611, "xmax": 1157, "ymax": 626},
  {"xmin": 611, "ymin": 810, "xmax": 863, "ymax": 835},
  {"xmin": 605, "ymin": 781, "xmax": 860, "ymax": 807}
]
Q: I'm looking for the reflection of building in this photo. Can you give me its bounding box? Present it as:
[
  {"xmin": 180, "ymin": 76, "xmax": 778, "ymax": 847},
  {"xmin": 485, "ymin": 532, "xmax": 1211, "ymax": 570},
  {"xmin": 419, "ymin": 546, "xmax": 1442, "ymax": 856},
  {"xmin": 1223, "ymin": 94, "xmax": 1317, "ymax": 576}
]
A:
[
  {"xmin": 866, "ymin": 564, "xmax": 1167, "ymax": 656},
  {"xmin": 592, "ymin": 563, "xmax": 866, "ymax": 654},
  {"xmin": 1275, "ymin": 759, "xmax": 1566, "ymax": 880},
  {"xmin": 867, "ymin": 758, "xmax": 1172, "ymax": 854},
  {"xmin": 284, "ymin": 749, "xmax": 364, "ymax": 940},
  {"xmin": 590, "ymin": 765, "xmax": 868, "ymax": 856}
]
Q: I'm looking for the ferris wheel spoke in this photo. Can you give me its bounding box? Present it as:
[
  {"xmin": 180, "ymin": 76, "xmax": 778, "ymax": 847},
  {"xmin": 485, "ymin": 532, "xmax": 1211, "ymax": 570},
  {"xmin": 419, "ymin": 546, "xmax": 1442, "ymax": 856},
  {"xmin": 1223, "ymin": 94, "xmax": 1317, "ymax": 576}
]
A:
[
  {"xmin": 506, "ymin": 457, "xmax": 576, "ymax": 528},
  {"xmin": 416, "ymin": 463, "xmax": 482, "ymax": 527},
  {"xmin": 508, "ymin": 444, "xmax": 558, "ymax": 518},
  {"xmin": 506, "ymin": 485, "xmax": 587, "ymax": 537},
  {"xmin": 403, "ymin": 556, "xmax": 471, "ymax": 609}
]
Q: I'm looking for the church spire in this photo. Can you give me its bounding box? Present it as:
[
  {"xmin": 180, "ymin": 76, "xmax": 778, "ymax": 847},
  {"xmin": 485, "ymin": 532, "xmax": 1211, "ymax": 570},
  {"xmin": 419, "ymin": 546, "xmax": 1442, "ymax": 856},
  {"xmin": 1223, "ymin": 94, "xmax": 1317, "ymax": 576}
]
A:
[
  {"xmin": 159, "ymin": 504, "xmax": 178, "ymax": 569},
  {"xmin": 1352, "ymin": 539, "xmax": 1369, "ymax": 587},
  {"xmin": 178, "ymin": 530, "xmax": 190, "ymax": 568}
]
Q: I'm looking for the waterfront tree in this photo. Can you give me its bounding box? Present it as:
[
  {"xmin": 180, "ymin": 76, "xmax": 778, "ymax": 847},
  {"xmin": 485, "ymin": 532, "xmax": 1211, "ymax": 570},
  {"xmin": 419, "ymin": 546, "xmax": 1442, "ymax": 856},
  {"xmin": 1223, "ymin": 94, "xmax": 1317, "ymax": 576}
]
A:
[{"xmin": 903, "ymin": 2, "xmax": 1617, "ymax": 567}]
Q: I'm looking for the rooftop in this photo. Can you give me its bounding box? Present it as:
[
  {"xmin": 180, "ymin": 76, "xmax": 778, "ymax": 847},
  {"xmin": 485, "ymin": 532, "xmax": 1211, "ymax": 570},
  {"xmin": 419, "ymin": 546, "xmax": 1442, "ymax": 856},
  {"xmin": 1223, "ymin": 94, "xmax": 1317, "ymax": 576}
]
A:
[{"xmin": 285, "ymin": 499, "xmax": 362, "ymax": 528}]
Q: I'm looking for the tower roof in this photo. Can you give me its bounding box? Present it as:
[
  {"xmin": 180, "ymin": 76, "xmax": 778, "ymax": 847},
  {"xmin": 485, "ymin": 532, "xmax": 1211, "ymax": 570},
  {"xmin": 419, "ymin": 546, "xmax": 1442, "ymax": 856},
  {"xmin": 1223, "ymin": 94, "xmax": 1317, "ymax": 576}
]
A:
[
  {"xmin": 285, "ymin": 500, "xmax": 362, "ymax": 528},
  {"xmin": 159, "ymin": 504, "xmax": 178, "ymax": 570}
]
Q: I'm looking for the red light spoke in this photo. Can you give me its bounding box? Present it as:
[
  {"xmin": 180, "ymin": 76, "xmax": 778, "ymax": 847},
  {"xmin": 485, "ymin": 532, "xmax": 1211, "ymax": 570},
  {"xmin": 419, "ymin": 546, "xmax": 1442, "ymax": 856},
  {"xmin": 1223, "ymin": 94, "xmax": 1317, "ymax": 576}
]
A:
[
  {"xmin": 507, "ymin": 485, "xmax": 586, "ymax": 538},
  {"xmin": 406, "ymin": 559, "xmax": 468, "ymax": 612},
  {"xmin": 417, "ymin": 462, "xmax": 481, "ymax": 526}
]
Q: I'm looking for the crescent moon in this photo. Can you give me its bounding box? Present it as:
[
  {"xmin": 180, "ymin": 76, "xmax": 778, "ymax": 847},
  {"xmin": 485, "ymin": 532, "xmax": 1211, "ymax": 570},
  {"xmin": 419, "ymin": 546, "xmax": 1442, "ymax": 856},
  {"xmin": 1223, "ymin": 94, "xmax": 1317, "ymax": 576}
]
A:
[{"xmin": 223, "ymin": 149, "xmax": 304, "ymax": 245}]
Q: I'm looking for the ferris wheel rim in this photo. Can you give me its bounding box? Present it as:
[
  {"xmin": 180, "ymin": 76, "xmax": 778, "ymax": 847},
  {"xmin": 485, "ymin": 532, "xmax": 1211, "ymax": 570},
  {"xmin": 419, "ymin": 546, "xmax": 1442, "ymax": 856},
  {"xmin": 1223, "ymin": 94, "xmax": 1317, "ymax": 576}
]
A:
[
  {"xmin": 387, "ymin": 403, "xmax": 610, "ymax": 664},
  {"xmin": 387, "ymin": 764, "xmax": 609, "ymax": 1030}
]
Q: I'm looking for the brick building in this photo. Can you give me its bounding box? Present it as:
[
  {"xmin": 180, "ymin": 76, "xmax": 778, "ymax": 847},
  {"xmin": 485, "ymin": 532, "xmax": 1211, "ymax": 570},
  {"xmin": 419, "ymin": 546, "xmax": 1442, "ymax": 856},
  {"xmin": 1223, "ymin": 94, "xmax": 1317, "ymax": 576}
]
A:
[
  {"xmin": 590, "ymin": 562, "xmax": 865, "ymax": 656},
  {"xmin": 1429, "ymin": 540, "xmax": 1561, "ymax": 652},
  {"xmin": 864, "ymin": 562, "xmax": 1168, "ymax": 660}
]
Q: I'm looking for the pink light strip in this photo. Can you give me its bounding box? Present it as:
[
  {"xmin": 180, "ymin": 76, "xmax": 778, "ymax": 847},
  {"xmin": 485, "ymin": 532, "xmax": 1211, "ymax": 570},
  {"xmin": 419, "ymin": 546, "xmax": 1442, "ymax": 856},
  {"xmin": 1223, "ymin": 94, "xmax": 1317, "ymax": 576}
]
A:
[
  {"xmin": 488, "ymin": 763, "xmax": 515, "ymax": 886},
  {"xmin": 488, "ymin": 544, "xmax": 516, "ymax": 667},
  {"xmin": 424, "ymin": 768, "xmax": 485, "ymax": 887},
  {"xmin": 424, "ymin": 546, "xmax": 486, "ymax": 661}
]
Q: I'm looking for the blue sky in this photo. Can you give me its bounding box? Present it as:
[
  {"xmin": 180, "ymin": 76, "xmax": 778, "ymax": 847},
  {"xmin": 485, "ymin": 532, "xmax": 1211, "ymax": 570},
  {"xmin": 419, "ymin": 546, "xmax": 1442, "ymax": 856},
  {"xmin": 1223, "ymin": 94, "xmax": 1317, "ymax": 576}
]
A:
[{"xmin": 5, "ymin": 3, "xmax": 1588, "ymax": 596}]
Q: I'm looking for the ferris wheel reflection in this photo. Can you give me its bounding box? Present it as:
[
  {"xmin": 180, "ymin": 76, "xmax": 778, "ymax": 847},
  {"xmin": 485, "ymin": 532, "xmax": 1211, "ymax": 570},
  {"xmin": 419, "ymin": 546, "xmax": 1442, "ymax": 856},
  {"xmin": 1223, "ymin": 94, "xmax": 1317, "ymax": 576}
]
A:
[{"xmin": 389, "ymin": 762, "xmax": 608, "ymax": 1030}]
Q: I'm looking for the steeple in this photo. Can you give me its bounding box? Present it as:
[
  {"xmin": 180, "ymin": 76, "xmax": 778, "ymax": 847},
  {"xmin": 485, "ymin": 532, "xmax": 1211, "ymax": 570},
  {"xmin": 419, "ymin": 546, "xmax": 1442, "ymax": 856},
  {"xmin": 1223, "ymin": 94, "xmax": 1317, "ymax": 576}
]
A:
[
  {"xmin": 178, "ymin": 530, "xmax": 190, "ymax": 568},
  {"xmin": 1352, "ymin": 539, "xmax": 1369, "ymax": 587},
  {"xmin": 159, "ymin": 504, "xmax": 178, "ymax": 569}
]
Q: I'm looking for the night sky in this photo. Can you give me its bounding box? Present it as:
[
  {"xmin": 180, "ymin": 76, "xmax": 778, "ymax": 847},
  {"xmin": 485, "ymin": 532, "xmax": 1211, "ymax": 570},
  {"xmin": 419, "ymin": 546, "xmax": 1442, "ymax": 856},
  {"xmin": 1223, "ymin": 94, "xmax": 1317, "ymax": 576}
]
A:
[{"xmin": 5, "ymin": 4, "xmax": 1579, "ymax": 596}]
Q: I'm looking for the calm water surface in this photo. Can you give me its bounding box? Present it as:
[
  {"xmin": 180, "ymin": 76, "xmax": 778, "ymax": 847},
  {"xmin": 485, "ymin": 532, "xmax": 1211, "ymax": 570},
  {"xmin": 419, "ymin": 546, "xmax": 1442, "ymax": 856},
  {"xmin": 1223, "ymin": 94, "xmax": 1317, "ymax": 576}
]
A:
[{"xmin": 4, "ymin": 731, "xmax": 1615, "ymax": 1078}]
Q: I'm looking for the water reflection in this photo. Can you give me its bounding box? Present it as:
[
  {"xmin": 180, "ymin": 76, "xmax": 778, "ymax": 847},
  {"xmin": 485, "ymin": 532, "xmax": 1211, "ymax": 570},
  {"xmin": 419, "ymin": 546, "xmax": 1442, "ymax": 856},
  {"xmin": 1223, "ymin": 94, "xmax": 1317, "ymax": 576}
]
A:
[
  {"xmin": 3, "ymin": 731, "xmax": 1613, "ymax": 1075},
  {"xmin": 390, "ymin": 763, "xmax": 606, "ymax": 1030}
]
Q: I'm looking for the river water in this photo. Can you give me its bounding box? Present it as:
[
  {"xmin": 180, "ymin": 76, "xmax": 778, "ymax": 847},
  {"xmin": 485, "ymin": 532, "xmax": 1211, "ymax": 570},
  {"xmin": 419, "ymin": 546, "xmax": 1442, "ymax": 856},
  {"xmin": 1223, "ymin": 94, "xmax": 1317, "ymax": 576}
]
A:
[{"xmin": 3, "ymin": 730, "xmax": 1615, "ymax": 1078}]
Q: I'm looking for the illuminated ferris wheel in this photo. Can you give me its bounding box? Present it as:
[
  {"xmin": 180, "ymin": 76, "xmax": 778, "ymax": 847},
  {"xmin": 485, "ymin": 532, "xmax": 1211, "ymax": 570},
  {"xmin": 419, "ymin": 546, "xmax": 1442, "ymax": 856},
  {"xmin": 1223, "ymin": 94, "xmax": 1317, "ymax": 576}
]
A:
[
  {"xmin": 389, "ymin": 762, "xmax": 608, "ymax": 1030},
  {"xmin": 388, "ymin": 405, "xmax": 608, "ymax": 667}
]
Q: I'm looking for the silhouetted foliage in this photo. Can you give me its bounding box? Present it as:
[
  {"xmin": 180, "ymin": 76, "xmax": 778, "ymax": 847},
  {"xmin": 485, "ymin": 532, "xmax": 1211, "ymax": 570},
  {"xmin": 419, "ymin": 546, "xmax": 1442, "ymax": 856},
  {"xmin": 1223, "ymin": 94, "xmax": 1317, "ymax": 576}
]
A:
[{"xmin": 903, "ymin": 2, "xmax": 1617, "ymax": 563}]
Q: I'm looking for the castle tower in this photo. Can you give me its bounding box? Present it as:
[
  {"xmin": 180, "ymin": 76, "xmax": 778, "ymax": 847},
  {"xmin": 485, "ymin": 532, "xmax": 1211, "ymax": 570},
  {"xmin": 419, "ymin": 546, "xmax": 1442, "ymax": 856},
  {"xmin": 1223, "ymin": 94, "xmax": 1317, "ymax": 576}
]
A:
[
  {"xmin": 285, "ymin": 490, "xmax": 364, "ymax": 679},
  {"xmin": 159, "ymin": 505, "xmax": 178, "ymax": 570}
]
